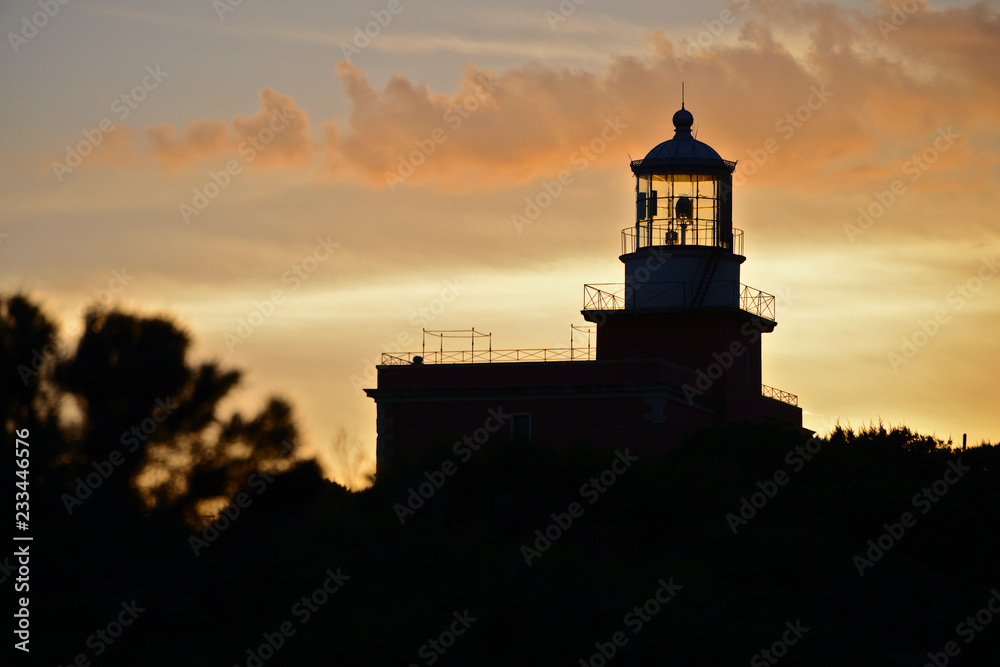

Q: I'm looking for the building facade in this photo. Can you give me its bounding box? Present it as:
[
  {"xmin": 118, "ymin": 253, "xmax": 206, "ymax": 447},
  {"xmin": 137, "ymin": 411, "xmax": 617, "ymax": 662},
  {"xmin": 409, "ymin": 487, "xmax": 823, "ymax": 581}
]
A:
[{"xmin": 365, "ymin": 106, "xmax": 802, "ymax": 465}]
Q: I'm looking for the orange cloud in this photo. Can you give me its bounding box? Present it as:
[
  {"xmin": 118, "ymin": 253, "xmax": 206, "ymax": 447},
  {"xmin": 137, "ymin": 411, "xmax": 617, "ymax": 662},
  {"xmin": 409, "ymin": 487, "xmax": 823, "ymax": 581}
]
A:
[
  {"xmin": 319, "ymin": 2, "xmax": 1000, "ymax": 193},
  {"xmin": 146, "ymin": 88, "xmax": 313, "ymax": 170},
  {"xmin": 231, "ymin": 88, "xmax": 313, "ymax": 169},
  {"xmin": 52, "ymin": 2, "xmax": 1000, "ymax": 192},
  {"xmin": 41, "ymin": 123, "xmax": 147, "ymax": 183},
  {"xmin": 147, "ymin": 119, "xmax": 231, "ymax": 170},
  {"xmin": 323, "ymin": 59, "xmax": 628, "ymax": 190},
  {"xmin": 86, "ymin": 125, "xmax": 144, "ymax": 167}
]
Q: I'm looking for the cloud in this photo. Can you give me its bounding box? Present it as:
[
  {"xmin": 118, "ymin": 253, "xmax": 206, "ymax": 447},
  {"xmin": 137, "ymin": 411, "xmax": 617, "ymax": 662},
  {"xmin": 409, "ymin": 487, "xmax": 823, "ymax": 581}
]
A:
[
  {"xmin": 231, "ymin": 88, "xmax": 313, "ymax": 169},
  {"xmin": 41, "ymin": 124, "xmax": 144, "ymax": 177},
  {"xmin": 321, "ymin": 57, "xmax": 645, "ymax": 190},
  {"xmin": 147, "ymin": 120, "xmax": 231, "ymax": 170},
  {"xmin": 57, "ymin": 2, "xmax": 1000, "ymax": 192},
  {"xmin": 319, "ymin": 1, "xmax": 999, "ymax": 192},
  {"xmin": 146, "ymin": 88, "xmax": 313, "ymax": 171}
]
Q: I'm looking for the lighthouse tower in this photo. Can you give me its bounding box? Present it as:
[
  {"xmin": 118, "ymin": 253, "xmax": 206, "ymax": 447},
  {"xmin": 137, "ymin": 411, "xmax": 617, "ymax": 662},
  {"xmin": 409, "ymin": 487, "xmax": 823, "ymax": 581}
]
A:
[
  {"xmin": 581, "ymin": 105, "xmax": 795, "ymax": 424},
  {"xmin": 365, "ymin": 104, "xmax": 801, "ymax": 466}
]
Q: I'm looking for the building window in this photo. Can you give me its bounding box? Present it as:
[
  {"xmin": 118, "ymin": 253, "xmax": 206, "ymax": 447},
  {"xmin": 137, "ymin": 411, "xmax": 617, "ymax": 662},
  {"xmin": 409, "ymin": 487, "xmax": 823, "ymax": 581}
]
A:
[{"xmin": 511, "ymin": 413, "xmax": 531, "ymax": 440}]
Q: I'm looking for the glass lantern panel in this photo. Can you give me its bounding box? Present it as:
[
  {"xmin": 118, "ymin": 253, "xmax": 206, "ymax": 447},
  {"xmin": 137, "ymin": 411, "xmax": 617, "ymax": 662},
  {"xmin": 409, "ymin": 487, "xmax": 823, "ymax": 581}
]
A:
[{"xmin": 633, "ymin": 172, "xmax": 721, "ymax": 248}]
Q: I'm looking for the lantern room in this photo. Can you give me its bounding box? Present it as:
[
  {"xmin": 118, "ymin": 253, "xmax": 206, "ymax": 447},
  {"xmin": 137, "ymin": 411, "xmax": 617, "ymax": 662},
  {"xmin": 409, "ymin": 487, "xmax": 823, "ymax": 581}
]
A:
[
  {"xmin": 630, "ymin": 105, "xmax": 738, "ymax": 253},
  {"xmin": 613, "ymin": 105, "xmax": 745, "ymax": 311}
]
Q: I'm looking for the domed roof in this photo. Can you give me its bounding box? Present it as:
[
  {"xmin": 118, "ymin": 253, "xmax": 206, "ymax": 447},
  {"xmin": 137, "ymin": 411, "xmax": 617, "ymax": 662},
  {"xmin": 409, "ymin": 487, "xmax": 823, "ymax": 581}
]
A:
[{"xmin": 631, "ymin": 106, "xmax": 735, "ymax": 175}]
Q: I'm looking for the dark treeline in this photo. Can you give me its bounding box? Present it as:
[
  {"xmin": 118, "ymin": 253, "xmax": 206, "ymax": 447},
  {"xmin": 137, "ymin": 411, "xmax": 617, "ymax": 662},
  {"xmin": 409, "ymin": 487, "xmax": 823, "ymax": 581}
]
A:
[{"xmin": 3, "ymin": 294, "xmax": 999, "ymax": 666}]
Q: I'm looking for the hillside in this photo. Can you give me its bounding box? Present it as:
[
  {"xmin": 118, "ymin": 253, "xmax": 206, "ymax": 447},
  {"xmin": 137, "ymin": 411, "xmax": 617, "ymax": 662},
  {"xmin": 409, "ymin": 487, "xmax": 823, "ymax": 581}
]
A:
[{"xmin": 25, "ymin": 421, "xmax": 1000, "ymax": 666}]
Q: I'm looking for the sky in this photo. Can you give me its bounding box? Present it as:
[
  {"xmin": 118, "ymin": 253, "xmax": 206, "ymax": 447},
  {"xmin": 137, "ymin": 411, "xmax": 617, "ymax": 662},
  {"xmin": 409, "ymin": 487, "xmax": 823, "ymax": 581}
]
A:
[{"xmin": 2, "ymin": 0, "xmax": 998, "ymax": 489}]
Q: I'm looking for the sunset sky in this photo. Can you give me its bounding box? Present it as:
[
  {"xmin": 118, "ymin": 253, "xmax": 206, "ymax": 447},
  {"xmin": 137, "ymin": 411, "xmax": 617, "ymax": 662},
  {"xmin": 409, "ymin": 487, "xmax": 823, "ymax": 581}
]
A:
[{"xmin": 2, "ymin": 0, "xmax": 998, "ymax": 488}]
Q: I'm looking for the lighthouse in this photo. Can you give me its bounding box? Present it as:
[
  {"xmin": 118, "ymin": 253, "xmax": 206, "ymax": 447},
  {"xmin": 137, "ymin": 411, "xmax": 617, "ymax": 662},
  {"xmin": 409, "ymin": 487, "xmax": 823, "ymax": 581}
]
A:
[
  {"xmin": 580, "ymin": 104, "xmax": 795, "ymax": 423},
  {"xmin": 625, "ymin": 103, "xmax": 740, "ymax": 309},
  {"xmin": 366, "ymin": 105, "xmax": 802, "ymax": 465}
]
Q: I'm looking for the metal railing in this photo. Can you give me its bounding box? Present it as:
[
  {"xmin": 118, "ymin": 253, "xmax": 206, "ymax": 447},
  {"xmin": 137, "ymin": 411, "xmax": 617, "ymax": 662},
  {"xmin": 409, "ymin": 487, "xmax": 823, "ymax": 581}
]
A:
[
  {"xmin": 762, "ymin": 384, "xmax": 798, "ymax": 407},
  {"xmin": 381, "ymin": 347, "xmax": 596, "ymax": 365},
  {"xmin": 583, "ymin": 282, "xmax": 776, "ymax": 321},
  {"xmin": 739, "ymin": 285, "xmax": 776, "ymax": 321},
  {"xmin": 622, "ymin": 225, "xmax": 743, "ymax": 256},
  {"xmin": 583, "ymin": 284, "xmax": 629, "ymax": 311}
]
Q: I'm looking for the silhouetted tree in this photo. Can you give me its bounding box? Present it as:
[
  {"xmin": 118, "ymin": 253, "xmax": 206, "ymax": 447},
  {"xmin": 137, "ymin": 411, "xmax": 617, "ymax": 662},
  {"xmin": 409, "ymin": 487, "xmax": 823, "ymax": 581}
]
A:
[
  {"xmin": 1, "ymin": 293, "xmax": 64, "ymax": 441},
  {"xmin": 0, "ymin": 296, "xmax": 311, "ymax": 523},
  {"xmin": 829, "ymin": 418, "xmax": 952, "ymax": 454}
]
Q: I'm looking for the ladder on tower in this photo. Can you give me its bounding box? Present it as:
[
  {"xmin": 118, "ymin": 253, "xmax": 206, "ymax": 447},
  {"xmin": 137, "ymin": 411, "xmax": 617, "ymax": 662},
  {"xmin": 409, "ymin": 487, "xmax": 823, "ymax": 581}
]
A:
[{"xmin": 691, "ymin": 248, "xmax": 723, "ymax": 307}]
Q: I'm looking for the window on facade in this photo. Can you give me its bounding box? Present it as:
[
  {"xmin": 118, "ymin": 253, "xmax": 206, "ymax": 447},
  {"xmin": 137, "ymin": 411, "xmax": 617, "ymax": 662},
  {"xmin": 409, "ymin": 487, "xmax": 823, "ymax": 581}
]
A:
[{"xmin": 511, "ymin": 413, "xmax": 531, "ymax": 440}]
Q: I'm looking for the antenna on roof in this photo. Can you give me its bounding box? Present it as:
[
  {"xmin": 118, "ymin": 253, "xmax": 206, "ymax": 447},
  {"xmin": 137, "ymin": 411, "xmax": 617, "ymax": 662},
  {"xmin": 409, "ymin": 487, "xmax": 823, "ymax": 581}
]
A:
[{"xmin": 681, "ymin": 81, "xmax": 685, "ymax": 109}]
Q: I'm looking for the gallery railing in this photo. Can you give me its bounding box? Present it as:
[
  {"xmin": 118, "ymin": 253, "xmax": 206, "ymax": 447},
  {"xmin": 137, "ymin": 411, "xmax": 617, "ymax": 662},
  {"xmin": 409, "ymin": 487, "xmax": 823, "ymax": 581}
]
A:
[{"xmin": 582, "ymin": 282, "xmax": 776, "ymax": 321}]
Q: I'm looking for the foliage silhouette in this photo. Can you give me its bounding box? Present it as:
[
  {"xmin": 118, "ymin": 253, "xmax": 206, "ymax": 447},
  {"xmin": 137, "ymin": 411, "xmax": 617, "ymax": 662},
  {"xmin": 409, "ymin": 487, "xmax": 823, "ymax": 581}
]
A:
[
  {"xmin": 1, "ymin": 294, "xmax": 62, "ymax": 441},
  {"xmin": 2, "ymin": 296, "xmax": 309, "ymax": 524},
  {"xmin": 3, "ymin": 294, "xmax": 998, "ymax": 666}
]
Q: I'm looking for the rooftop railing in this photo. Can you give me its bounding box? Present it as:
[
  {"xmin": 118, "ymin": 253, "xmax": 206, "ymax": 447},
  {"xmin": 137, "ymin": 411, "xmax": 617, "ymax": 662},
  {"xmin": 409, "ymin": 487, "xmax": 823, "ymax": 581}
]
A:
[
  {"xmin": 762, "ymin": 384, "xmax": 799, "ymax": 407},
  {"xmin": 381, "ymin": 347, "xmax": 596, "ymax": 365}
]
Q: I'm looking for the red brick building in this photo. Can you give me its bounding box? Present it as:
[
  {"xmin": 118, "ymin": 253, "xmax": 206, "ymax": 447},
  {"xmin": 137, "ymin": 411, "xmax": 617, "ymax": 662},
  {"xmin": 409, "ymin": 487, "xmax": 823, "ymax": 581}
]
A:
[{"xmin": 365, "ymin": 106, "xmax": 802, "ymax": 465}]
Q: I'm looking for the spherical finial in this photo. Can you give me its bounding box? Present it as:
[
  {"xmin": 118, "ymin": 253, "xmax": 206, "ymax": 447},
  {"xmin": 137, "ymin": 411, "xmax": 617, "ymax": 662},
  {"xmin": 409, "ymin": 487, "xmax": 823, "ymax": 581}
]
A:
[{"xmin": 672, "ymin": 107, "xmax": 694, "ymax": 130}]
